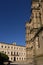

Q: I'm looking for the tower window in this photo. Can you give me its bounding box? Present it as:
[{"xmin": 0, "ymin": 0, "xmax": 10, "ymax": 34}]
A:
[{"xmin": 36, "ymin": 36, "xmax": 40, "ymax": 48}]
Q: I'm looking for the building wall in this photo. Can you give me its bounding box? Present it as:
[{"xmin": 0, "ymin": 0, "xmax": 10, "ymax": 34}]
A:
[{"xmin": 0, "ymin": 42, "xmax": 26, "ymax": 62}]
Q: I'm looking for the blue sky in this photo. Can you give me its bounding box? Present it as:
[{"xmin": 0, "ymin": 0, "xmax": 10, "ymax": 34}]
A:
[{"xmin": 0, "ymin": 0, "xmax": 31, "ymax": 46}]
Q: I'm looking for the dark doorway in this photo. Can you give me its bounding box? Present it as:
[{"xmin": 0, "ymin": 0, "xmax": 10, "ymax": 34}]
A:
[{"xmin": 14, "ymin": 57, "xmax": 16, "ymax": 61}]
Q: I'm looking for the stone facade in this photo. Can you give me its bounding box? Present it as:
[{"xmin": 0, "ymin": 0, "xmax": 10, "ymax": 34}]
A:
[
  {"xmin": 25, "ymin": 0, "xmax": 43, "ymax": 64},
  {"xmin": 0, "ymin": 42, "xmax": 26, "ymax": 62}
]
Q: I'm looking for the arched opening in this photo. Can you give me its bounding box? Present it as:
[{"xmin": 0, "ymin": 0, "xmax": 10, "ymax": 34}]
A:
[{"xmin": 14, "ymin": 57, "xmax": 16, "ymax": 61}]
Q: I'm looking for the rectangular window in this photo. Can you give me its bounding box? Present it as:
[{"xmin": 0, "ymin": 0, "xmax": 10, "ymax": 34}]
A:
[
  {"xmin": 5, "ymin": 46, "xmax": 6, "ymax": 48},
  {"xmin": 11, "ymin": 52, "xmax": 13, "ymax": 55},
  {"xmin": 8, "ymin": 46, "xmax": 10, "ymax": 48},
  {"xmin": 8, "ymin": 52, "xmax": 9, "ymax": 54},
  {"xmin": 14, "ymin": 52, "xmax": 15, "ymax": 55},
  {"xmin": 1, "ymin": 45, "xmax": 3, "ymax": 48},
  {"xmin": 38, "ymin": 36, "xmax": 40, "ymax": 48}
]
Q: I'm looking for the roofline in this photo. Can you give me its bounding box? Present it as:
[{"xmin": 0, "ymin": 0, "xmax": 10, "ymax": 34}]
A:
[{"xmin": 0, "ymin": 42, "xmax": 26, "ymax": 47}]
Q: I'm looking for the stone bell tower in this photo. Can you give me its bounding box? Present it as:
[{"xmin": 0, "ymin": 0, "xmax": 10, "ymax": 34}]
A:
[{"xmin": 25, "ymin": 0, "xmax": 43, "ymax": 63}]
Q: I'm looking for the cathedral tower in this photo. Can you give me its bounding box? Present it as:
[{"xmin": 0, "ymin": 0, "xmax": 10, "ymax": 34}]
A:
[{"xmin": 25, "ymin": 0, "xmax": 43, "ymax": 63}]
